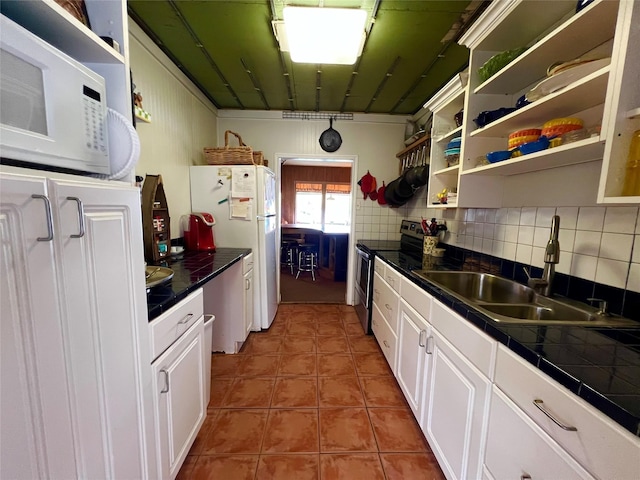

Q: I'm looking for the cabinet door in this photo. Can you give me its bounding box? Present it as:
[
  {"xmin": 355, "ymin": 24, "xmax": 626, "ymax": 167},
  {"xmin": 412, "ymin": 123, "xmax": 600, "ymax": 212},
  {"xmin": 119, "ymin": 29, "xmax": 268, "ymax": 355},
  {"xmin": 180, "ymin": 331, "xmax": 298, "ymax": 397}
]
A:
[
  {"xmin": 49, "ymin": 178, "xmax": 154, "ymax": 479},
  {"xmin": 244, "ymin": 269, "xmax": 254, "ymax": 338},
  {"xmin": 153, "ymin": 317, "xmax": 206, "ymax": 480},
  {"xmin": 396, "ymin": 299, "xmax": 430, "ymax": 420},
  {"xmin": 423, "ymin": 328, "xmax": 491, "ymax": 480},
  {"xmin": 484, "ymin": 387, "xmax": 594, "ymax": 480},
  {"xmin": 0, "ymin": 173, "xmax": 76, "ymax": 479}
]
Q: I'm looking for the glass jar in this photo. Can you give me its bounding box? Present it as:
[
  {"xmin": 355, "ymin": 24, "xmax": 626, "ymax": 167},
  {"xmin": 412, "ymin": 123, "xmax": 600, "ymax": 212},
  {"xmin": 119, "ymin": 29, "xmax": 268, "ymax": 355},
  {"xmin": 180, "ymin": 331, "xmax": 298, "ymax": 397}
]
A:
[{"xmin": 622, "ymin": 129, "xmax": 640, "ymax": 196}]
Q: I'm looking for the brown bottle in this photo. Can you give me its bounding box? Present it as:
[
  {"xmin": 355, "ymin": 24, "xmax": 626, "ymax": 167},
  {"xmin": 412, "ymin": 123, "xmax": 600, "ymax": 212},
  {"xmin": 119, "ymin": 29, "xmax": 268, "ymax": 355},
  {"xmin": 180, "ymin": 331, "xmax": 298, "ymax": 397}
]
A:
[{"xmin": 621, "ymin": 129, "xmax": 640, "ymax": 196}]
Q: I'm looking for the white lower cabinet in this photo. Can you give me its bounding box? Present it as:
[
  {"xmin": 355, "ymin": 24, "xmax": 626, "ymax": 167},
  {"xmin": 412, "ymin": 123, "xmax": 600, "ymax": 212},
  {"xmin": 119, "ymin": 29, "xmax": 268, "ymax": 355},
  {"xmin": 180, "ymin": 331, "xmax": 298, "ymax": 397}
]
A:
[
  {"xmin": 396, "ymin": 298, "xmax": 431, "ymax": 419},
  {"xmin": 1, "ymin": 168, "xmax": 156, "ymax": 479},
  {"xmin": 422, "ymin": 326, "xmax": 492, "ymax": 480},
  {"xmin": 371, "ymin": 302, "xmax": 397, "ymax": 371},
  {"xmin": 206, "ymin": 260, "xmax": 249, "ymax": 353},
  {"xmin": 494, "ymin": 344, "xmax": 640, "ymax": 480},
  {"xmin": 484, "ymin": 386, "xmax": 594, "ymax": 480},
  {"xmin": 243, "ymin": 253, "xmax": 254, "ymax": 339},
  {"xmin": 151, "ymin": 294, "xmax": 206, "ymax": 480}
]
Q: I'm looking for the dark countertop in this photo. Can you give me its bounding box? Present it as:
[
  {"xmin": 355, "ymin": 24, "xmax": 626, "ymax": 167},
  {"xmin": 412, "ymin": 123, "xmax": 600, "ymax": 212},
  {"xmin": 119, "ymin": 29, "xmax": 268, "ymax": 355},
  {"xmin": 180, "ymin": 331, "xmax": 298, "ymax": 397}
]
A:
[
  {"xmin": 357, "ymin": 240, "xmax": 640, "ymax": 437},
  {"xmin": 146, "ymin": 248, "xmax": 250, "ymax": 321}
]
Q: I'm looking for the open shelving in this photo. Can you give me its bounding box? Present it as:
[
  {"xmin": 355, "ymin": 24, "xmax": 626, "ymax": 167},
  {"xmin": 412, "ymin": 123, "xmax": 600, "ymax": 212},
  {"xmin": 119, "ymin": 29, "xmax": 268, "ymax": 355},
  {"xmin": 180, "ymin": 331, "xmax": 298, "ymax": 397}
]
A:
[{"xmin": 415, "ymin": 0, "xmax": 640, "ymax": 208}]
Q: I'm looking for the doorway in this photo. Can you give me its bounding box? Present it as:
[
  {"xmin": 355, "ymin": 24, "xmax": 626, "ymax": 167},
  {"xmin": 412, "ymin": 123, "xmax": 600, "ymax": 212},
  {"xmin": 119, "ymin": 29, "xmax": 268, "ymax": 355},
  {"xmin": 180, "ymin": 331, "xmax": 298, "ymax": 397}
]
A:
[{"xmin": 275, "ymin": 155, "xmax": 356, "ymax": 305}]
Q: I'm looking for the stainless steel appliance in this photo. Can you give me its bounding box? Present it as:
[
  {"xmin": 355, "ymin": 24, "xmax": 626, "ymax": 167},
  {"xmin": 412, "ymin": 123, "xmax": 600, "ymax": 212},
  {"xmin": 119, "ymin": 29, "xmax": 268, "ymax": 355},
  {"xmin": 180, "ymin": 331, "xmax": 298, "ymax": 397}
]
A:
[
  {"xmin": 0, "ymin": 15, "xmax": 110, "ymax": 175},
  {"xmin": 355, "ymin": 220, "xmax": 426, "ymax": 334}
]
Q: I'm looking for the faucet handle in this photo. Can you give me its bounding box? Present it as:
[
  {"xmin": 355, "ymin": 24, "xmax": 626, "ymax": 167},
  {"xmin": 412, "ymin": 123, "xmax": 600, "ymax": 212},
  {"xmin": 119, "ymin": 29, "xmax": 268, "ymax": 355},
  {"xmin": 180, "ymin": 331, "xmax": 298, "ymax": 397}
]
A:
[{"xmin": 587, "ymin": 298, "xmax": 609, "ymax": 316}]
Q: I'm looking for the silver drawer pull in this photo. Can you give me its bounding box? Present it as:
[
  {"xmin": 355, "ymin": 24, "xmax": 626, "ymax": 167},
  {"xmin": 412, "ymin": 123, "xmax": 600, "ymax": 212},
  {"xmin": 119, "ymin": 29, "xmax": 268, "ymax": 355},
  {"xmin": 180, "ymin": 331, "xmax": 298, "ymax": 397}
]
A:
[
  {"xmin": 178, "ymin": 313, "xmax": 194, "ymax": 325},
  {"xmin": 533, "ymin": 399, "xmax": 577, "ymax": 431},
  {"xmin": 160, "ymin": 369, "xmax": 169, "ymax": 393},
  {"xmin": 31, "ymin": 194, "xmax": 54, "ymax": 241},
  {"xmin": 384, "ymin": 303, "xmax": 392, "ymax": 311},
  {"xmin": 66, "ymin": 196, "xmax": 85, "ymax": 238},
  {"xmin": 425, "ymin": 336, "xmax": 434, "ymax": 355},
  {"xmin": 383, "ymin": 340, "xmax": 390, "ymax": 348},
  {"xmin": 418, "ymin": 329, "xmax": 426, "ymax": 347}
]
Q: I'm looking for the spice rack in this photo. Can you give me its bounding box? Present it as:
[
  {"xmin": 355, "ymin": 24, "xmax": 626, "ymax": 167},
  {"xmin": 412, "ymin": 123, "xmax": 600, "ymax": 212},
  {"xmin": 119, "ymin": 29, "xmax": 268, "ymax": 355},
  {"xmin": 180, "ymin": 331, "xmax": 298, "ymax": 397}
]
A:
[{"xmin": 142, "ymin": 174, "xmax": 171, "ymax": 263}]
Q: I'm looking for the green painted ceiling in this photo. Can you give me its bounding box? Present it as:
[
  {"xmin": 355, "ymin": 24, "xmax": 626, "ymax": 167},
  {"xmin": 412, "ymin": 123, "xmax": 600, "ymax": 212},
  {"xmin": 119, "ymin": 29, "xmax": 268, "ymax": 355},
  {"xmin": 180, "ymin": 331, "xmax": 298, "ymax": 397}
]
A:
[{"xmin": 128, "ymin": 0, "xmax": 486, "ymax": 115}]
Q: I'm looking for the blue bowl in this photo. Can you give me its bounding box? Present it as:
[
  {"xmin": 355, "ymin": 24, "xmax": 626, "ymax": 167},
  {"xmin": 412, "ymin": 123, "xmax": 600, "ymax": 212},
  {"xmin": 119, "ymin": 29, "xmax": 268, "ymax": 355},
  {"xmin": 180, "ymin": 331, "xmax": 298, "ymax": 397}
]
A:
[
  {"xmin": 518, "ymin": 136, "xmax": 551, "ymax": 155},
  {"xmin": 474, "ymin": 108, "xmax": 517, "ymax": 128},
  {"xmin": 486, "ymin": 150, "xmax": 512, "ymax": 163}
]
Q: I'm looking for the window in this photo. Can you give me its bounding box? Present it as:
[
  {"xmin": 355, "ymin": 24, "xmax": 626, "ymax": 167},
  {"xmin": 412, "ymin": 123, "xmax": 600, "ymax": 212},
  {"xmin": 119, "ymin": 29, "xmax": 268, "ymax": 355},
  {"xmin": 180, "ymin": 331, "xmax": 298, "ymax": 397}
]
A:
[{"xmin": 295, "ymin": 182, "xmax": 351, "ymax": 225}]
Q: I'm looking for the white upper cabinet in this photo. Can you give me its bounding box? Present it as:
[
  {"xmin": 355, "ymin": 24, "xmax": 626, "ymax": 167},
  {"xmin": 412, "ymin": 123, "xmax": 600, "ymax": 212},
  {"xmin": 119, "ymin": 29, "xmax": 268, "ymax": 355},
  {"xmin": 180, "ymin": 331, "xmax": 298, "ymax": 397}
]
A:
[
  {"xmin": 421, "ymin": 0, "xmax": 639, "ymax": 207},
  {"xmin": 1, "ymin": 0, "xmax": 131, "ymax": 120}
]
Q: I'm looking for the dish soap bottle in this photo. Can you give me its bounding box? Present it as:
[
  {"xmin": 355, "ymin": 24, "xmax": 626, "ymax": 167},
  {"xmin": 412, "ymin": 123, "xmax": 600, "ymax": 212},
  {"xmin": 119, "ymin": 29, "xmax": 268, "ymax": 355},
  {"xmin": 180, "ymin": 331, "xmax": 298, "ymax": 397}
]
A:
[{"xmin": 622, "ymin": 129, "xmax": 640, "ymax": 196}]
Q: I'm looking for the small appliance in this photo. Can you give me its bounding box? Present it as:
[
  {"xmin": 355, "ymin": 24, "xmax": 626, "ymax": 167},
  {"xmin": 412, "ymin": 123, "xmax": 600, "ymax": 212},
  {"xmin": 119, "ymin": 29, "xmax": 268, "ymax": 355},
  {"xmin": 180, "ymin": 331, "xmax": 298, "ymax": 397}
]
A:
[
  {"xmin": 0, "ymin": 15, "xmax": 109, "ymax": 174},
  {"xmin": 183, "ymin": 213, "xmax": 216, "ymax": 251}
]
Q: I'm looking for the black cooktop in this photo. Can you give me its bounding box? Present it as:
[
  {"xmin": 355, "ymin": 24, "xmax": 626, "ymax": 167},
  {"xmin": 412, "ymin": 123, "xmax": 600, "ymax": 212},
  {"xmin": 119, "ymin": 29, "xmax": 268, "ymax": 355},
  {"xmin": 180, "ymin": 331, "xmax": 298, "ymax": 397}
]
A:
[{"xmin": 355, "ymin": 239, "xmax": 402, "ymax": 252}]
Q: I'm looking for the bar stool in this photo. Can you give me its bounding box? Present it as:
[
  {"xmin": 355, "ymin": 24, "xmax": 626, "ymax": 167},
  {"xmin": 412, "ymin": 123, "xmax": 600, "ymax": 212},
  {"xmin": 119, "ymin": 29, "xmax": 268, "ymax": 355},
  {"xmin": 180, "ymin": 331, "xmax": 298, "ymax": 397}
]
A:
[
  {"xmin": 281, "ymin": 240, "xmax": 298, "ymax": 275},
  {"xmin": 296, "ymin": 243, "xmax": 318, "ymax": 281}
]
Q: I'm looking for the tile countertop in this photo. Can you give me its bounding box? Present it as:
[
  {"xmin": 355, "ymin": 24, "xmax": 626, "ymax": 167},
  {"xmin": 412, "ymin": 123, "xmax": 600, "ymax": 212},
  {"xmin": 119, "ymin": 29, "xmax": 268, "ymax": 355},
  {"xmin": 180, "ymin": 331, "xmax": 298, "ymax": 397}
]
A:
[
  {"xmin": 146, "ymin": 248, "xmax": 250, "ymax": 321},
  {"xmin": 358, "ymin": 241, "xmax": 640, "ymax": 437}
]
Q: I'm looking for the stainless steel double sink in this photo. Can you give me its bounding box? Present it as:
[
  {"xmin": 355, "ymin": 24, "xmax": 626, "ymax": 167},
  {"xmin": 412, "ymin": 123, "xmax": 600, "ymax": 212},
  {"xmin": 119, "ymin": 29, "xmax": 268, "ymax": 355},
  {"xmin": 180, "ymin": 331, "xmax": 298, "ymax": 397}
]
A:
[{"xmin": 411, "ymin": 270, "xmax": 636, "ymax": 327}]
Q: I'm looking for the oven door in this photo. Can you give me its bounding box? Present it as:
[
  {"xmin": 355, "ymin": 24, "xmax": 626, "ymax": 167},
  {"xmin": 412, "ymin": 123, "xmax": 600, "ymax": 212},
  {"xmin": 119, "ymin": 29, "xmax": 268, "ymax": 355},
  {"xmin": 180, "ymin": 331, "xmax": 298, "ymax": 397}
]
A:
[{"xmin": 354, "ymin": 246, "xmax": 372, "ymax": 334}]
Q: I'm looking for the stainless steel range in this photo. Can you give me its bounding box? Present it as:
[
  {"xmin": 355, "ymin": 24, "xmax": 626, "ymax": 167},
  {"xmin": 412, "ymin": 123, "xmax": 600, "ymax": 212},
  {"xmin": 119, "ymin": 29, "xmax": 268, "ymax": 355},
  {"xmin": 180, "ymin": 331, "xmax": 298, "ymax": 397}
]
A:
[{"xmin": 354, "ymin": 220, "xmax": 426, "ymax": 334}]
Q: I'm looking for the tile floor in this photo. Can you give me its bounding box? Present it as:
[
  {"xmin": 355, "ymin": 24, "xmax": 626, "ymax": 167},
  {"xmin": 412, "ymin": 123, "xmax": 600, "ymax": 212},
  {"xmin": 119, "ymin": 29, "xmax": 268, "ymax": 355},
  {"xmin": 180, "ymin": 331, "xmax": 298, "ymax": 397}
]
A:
[{"xmin": 178, "ymin": 303, "xmax": 445, "ymax": 480}]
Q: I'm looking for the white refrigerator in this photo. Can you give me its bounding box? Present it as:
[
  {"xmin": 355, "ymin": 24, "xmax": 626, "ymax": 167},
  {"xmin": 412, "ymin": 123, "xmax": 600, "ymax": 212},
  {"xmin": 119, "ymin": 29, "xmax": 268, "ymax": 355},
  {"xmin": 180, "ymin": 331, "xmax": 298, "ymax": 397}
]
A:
[{"xmin": 190, "ymin": 165, "xmax": 278, "ymax": 330}]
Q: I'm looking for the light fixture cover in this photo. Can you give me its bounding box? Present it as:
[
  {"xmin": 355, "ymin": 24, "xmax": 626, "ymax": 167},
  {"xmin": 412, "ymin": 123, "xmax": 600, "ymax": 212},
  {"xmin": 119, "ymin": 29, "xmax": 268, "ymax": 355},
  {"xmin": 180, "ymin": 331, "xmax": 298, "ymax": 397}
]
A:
[{"xmin": 282, "ymin": 7, "xmax": 366, "ymax": 65}]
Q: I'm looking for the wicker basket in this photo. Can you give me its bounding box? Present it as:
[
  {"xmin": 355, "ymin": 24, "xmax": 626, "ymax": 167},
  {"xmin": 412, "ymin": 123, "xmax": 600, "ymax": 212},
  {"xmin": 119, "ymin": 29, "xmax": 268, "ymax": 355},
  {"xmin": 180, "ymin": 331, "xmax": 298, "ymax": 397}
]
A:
[
  {"xmin": 252, "ymin": 151, "xmax": 264, "ymax": 165},
  {"xmin": 204, "ymin": 130, "xmax": 254, "ymax": 165}
]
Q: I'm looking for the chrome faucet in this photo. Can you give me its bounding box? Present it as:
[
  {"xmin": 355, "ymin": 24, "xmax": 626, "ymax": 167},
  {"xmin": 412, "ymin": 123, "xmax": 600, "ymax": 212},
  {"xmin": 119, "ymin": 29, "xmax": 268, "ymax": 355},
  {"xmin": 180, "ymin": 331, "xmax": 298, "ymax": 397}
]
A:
[{"xmin": 526, "ymin": 215, "xmax": 560, "ymax": 296}]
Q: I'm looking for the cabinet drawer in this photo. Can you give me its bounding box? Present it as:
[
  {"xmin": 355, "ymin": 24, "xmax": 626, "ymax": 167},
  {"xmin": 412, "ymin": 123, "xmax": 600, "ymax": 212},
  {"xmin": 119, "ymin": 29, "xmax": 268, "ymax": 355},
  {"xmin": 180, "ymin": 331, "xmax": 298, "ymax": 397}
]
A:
[
  {"xmin": 373, "ymin": 256, "xmax": 385, "ymax": 277},
  {"xmin": 495, "ymin": 345, "xmax": 640, "ymax": 480},
  {"xmin": 372, "ymin": 303, "xmax": 397, "ymax": 372},
  {"xmin": 430, "ymin": 301, "xmax": 496, "ymax": 379},
  {"xmin": 242, "ymin": 252, "xmax": 254, "ymax": 274},
  {"xmin": 485, "ymin": 386, "xmax": 594, "ymax": 480},
  {"xmin": 150, "ymin": 289, "xmax": 204, "ymax": 361},
  {"xmin": 401, "ymin": 277, "xmax": 431, "ymax": 321},
  {"xmin": 372, "ymin": 272, "xmax": 399, "ymax": 334},
  {"xmin": 383, "ymin": 264, "xmax": 401, "ymax": 293}
]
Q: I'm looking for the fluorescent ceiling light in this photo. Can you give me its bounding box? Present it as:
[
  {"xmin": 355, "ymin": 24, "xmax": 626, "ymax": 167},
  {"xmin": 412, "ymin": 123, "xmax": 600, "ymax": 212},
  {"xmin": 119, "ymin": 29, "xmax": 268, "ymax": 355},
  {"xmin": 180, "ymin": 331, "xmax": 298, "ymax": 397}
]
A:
[{"xmin": 279, "ymin": 7, "xmax": 367, "ymax": 65}]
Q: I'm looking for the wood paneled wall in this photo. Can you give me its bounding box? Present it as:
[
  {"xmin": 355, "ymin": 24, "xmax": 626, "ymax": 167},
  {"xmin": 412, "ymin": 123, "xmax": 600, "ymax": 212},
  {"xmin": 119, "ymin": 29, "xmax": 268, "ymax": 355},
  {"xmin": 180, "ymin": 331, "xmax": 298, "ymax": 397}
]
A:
[{"xmin": 281, "ymin": 165, "xmax": 351, "ymax": 224}]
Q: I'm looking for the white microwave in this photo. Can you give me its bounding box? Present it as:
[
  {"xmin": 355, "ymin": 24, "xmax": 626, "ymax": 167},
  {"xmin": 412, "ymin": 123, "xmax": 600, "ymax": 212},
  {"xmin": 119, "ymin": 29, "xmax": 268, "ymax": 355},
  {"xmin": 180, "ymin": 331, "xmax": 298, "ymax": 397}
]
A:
[{"xmin": 0, "ymin": 15, "xmax": 110, "ymax": 175}]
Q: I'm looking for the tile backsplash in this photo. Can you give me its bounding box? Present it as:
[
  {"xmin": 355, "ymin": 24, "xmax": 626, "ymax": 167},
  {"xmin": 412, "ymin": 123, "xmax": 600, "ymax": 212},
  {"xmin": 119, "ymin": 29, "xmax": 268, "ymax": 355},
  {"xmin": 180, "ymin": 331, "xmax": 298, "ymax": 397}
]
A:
[
  {"xmin": 430, "ymin": 206, "xmax": 639, "ymax": 295},
  {"xmin": 354, "ymin": 191, "xmax": 639, "ymax": 294}
]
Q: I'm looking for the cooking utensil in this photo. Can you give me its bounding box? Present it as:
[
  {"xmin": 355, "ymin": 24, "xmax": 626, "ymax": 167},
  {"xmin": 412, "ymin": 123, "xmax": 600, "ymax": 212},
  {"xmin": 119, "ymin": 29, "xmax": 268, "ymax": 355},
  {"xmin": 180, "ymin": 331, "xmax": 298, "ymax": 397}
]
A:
[{"xmin": 319, "ymin": 117, "xmax": 342, "ymax": 152}]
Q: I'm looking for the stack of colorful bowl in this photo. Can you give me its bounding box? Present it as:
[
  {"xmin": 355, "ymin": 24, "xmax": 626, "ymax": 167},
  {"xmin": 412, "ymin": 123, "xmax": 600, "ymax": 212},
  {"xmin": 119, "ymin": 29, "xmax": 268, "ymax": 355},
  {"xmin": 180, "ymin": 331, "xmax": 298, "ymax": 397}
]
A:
[
  {"xmin": 508, "ymin": 128, "xmax": 541, "ymax": 157},
  {"xmin": 444, "ymin": 136, "xmax": 461, "ymax": 167}
]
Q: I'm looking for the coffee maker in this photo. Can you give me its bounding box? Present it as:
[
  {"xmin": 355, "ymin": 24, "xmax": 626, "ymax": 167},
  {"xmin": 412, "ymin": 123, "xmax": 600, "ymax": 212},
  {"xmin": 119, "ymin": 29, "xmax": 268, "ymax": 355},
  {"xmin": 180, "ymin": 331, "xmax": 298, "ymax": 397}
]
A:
[{"xmin": 183, "ymin": 212, "xmax": 216, "ymax": 251}]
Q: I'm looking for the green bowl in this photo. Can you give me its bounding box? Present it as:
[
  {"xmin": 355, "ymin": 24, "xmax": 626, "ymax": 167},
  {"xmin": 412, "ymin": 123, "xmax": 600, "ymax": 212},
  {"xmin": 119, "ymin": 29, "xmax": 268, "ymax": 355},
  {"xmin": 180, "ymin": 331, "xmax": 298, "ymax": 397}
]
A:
[{"xmin": 478, "ymin": 48, "xmax": 527, "ymax": 83}]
